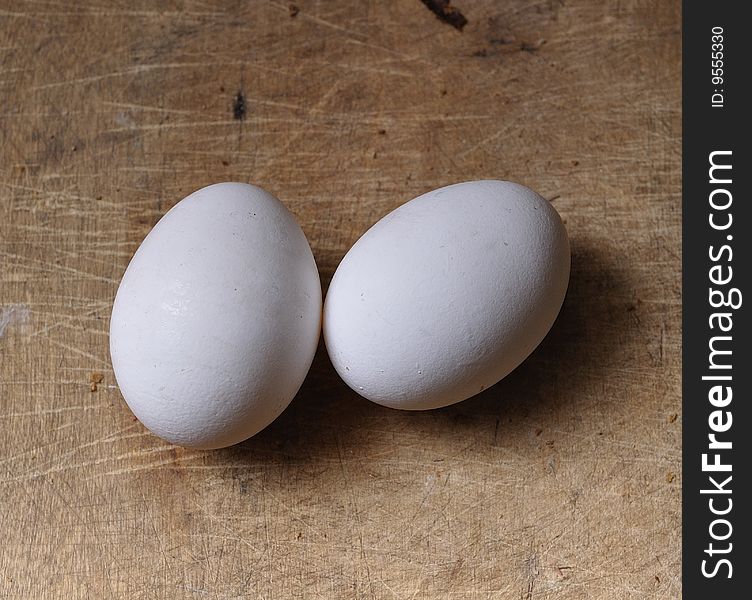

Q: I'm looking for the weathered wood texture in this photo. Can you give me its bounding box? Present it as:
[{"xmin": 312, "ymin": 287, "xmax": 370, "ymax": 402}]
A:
[{"xmin": 0, "ymin": 1, "xmax": 680, "ymax": 598}]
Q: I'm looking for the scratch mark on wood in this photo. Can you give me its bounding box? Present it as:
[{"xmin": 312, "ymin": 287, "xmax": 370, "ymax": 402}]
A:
[
  {"xmin": 284, "ymin": 5, "xmax": 365, "ymax": 40},
  {"xmin": 336, "ymin": 434, "xmax": 376, "ymax": 599},
  {"xmin": 0, "ymin": 405, "xmax": 103, "ymax": 419}
]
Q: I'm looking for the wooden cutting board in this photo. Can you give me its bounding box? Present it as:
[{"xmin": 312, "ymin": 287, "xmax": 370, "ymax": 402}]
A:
[{"xmin": 0, "ymin": 1, "xmax": 680, "ymax": 597}]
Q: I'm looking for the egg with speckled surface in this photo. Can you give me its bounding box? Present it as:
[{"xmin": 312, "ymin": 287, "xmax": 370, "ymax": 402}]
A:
[
  {"xmin": 323, "ymin": 180, "xmax": 570, "ymax": 410},
  {"xmin": 110, "ymin": 183, "xmax": 322, "ymax": 448}
]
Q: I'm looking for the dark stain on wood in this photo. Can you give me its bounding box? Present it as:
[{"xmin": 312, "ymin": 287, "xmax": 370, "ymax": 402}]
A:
[
  {"xmin": 420, "ymin": 0, "xmax": 468, "ymax": 31},
  {"xmin": 233, "ymin": 91, "xmax": 246, "ymax": 120}
]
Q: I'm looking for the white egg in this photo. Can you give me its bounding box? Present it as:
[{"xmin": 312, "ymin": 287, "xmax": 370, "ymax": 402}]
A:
[
  {"xmin": 323, "ymin": 180, "xmax": 570, "ymax": 410},
  {"xmin": 110, "ymin": 183, "xmax": 321, "ymax": 448}
]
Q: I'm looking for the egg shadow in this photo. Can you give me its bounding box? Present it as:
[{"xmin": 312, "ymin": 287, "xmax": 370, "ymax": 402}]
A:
[{"xmin": 211, "ymin": 236, "xmax": 631, "ymax": 469}]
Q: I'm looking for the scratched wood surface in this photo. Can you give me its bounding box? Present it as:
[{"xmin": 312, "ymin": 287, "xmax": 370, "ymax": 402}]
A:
[{"xmin": 0, "ymin": 1, "xmax": 680, "ymax": 598}]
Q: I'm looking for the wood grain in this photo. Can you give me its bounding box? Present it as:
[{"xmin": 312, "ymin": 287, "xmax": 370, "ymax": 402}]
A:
[{"xmin": 0, "ymin": 1, "xmax": 681, "ymax": 598}]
